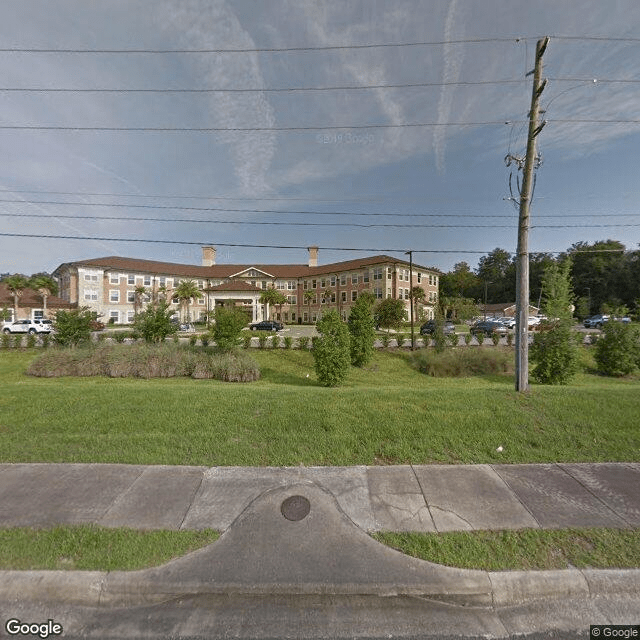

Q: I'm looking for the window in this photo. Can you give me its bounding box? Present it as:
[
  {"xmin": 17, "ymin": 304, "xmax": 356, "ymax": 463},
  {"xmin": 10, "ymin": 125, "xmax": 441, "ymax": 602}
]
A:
[
  {"xmin": 197, "ymin": 297, "xmax": 205, "ymax": 306},
  {"xmin": 84, "ymin": 273, "xmax": 98, "ymax": 282},
  {"xmin": 417, "ymin": 272, "xmax": 422, "ymax": 283},
  {"xmin": 109, "ymin": 310, "xmax": 119, "ymax": 323},
  {"xmin": 387, "ymin": 267, "xmax": 393, "ymax": 279},
  {"xmin": 84, "ymin": 291, "xmax": 98, "ymax": 301},
  {"xmin": 330, "ymin": 276, "xmax": 336, "ymax": 287},
  {"xmin": 303, "ymin": 312, "xmax": 308, "ymax": 322},
  {"xmin": 128, "ymin": 275, "xmax": 135, "ymax": 285},
  {"xmin": 404, "ymin": 289, "xmax": 410, "ymax": 300},
  {"xmin": 159, "ymin": 277, "xmax": 166, "ymax": 287},
  {"xmin": 340, "ymin": 274, "xmax": 347, "ymax": 286},
  {"xmin": 110, "ymin": 290, "xmax": 120, "ymax": 303},
  {"xmin": 434, "ymin": 276, "xmax": 439, "ymax": 287},
  {"xmin": 341, "ymin": 291, "xmax": 347, "ymax": 303},
  {"xmin": 144, "ymin": 276, "xmax": 151, "ymax": 286},
  {"xmin": 166, "ymin": 279, "xmax": 173, "ymax": 288},
  {"xmin": 127, "ymin": 291, "xmax": 136, "ymax": 303},
  {"xmin": 363, "ymin": 270, "xmax": 369, "ymax": 283},
  {"xmin": 351, "ymin": 290, "xmax": 357, "ymax": 302},
  {"xmin": 320, "ymin": 279, "xmax": 326, "ymax": 288},
  {"xmin": 262, "ymin": 281, "xmax": 267, "ymax": 289},
  {"xmin": 404, "ymin": 269, "xmax": 410, "ymax": 282},
  {"xmin": 398, "ymin": 288, "xmax": 404, "ymax": 300},
  {"xmin": 374, "ymin": 287, "xmax": 383, "ymax": 299},
  {"xmin": 127, "ymin": 311, "xmax": 135, "ymax": 323},
  {"xmin": 287, "ymin": 281, "xmax": 296, "ymax": 290},
  {"xmin": 287, "ymin": 295, "xmax": 297, "ymax": 305},
  {"xmin": 276, "ymin": 280, "xmax": 286, "ymax": 289},
  {"xmin": 110, "ymin": 273, "xmax": 119, "ymax": 284},
  {"xmin": 351, "ymin": 274, "xmax": 358, "ymax": 285},
  {"xmin": 373, "ymin": 267, "xmax": 383, "ymax": 280},
  {"xmin": 312, "ymin": 279, "xmax": 317, "ymax": 289},
  {"xmin": 303, "ymin": 280, "xmax": 308, "ymax": 290},
  {"xmin": 197, "ymin": 280, "xmax": 204, "ymax": 289}
]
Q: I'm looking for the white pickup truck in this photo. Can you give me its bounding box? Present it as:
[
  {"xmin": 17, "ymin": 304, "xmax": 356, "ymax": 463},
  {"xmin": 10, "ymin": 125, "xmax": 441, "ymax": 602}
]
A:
[{"xmin": 2, "ymin": 319, "xmax": 53, "ymax": 334}]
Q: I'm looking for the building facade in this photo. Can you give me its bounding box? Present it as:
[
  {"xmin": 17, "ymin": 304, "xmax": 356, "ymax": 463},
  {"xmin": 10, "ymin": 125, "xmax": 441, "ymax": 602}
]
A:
[{"xmin": 53, "ymin": 247, "xmax": 441, "ymax": 324}]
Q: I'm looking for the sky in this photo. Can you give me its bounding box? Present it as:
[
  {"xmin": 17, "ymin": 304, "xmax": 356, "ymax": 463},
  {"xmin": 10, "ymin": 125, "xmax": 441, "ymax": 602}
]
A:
[{"xmin": 0, "ymin": 0, "xmax": 639, "ymax": 277}]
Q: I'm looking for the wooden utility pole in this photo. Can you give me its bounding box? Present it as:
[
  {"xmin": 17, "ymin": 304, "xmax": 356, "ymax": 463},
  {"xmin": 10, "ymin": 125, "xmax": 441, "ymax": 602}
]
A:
[
  {"xmin": 515, "ymin": 36, "xmax": 549, "ymax": 392},
  {"xmin": 405, "ymin": 251, "xmax": 415, "ymax": 349}
]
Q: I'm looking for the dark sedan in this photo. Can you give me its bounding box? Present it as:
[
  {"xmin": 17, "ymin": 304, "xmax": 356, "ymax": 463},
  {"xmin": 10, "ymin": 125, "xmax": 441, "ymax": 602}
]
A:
[
  {"xmin": 469, "ymin": 320, "xmax": 509, "ymax": 337},
  {"xmin": 249, "ymin": 320, "xmax": 284, "ymax": 331},
  {"xmin": 419, "ymin": 320, "xmax": 455, "ymax": 336}
]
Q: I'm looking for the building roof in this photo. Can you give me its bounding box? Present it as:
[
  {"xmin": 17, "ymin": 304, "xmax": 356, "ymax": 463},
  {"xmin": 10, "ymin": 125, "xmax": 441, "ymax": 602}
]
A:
[
  {"xmin": 206, "ymin": 279, "xmax": 263, "ymax": 293},
  {"xmin": 53, "ymin": 254, "xmax": 442, "ymax": 279},
  {"xmin": 0, "ymin": 283, "xmax": 75, "ymax": 309}
]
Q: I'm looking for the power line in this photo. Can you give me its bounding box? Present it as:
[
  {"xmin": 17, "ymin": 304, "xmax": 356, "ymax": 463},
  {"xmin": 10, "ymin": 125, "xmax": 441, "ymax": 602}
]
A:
[
  {"xmin": 0, "ymin": 38, "xmax": 526, "ymax": 55},
  {"xmin": 0, "ymin": 232, "xmax": 633, "ymax": 255},
  {"xmin": 0, "ymin": 204, "xmax": 638, "ymax": 221},
  {"xmin": 0, "ymin": 79, "xmax": 525, "ymax": 93}
]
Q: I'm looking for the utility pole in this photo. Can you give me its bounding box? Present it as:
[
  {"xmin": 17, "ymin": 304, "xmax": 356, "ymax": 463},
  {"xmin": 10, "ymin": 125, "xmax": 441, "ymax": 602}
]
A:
[
  {"xmin": 405, "ymin": 251, "xmax": 415, "ymax": 350},
  {"xmin": 515, "ymin": 36, "xmax": 549, "ymax": 393}
]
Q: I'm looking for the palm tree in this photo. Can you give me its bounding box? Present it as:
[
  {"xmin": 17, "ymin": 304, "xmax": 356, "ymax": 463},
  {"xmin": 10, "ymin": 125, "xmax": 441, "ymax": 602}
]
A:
[
  {"xmin": 4, "ymin": 274, "xmax": 29, "ymax": 321},
  {"xmin": 303, "ymin": 289, "xmax": 315, "ymax": 323},
  {"xmin": 259, "ymin": 287, "xmax": 286, "ymax": 321},
  {"xmin": 174, "ymin": 279, "xmax": 200, "ymax": 323},
  {"xmin": 29, "ymin": 274, "xmax": 58, "ymax": 319},
  {"xmin": 133, "ymin": 285, "xmax": 147, "ymax": 317},
  {"xmin": 410, "ymin": 286, "xmax": 426, "ymax": 322}
]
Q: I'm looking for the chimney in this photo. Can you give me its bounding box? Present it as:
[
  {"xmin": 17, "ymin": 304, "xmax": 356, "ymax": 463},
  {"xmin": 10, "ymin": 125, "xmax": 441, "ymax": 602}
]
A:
[
  {"xmin": 308, "ymin": 246, "xmax": 318, "ymax": 268},
  {"xmin": 202, "ymin": 246, "xmax": 217, "ymax": 266}
]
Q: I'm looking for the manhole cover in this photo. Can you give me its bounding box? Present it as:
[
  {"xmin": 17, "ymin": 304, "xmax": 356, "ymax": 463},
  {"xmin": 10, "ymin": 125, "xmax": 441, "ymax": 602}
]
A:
[{"xmin": 280, "ymin": 495, "xmax": 311, "ymax": 521}]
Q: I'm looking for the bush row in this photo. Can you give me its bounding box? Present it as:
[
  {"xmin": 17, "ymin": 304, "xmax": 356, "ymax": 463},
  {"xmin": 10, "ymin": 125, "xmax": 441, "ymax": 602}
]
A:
[
  {"xmin": 410, "ymin": 347, "xmax": 514, "ymax": 378},
  {"xmin": 26, "ymin": 344, "xmax": 260, "ymax": 382}
]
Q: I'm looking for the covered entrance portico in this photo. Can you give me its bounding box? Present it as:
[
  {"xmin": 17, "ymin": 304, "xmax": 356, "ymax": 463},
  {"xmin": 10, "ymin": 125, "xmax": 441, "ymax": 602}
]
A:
[{"xmin": 205, "ymin": 280, "xmax": 265, "ymax": 323}]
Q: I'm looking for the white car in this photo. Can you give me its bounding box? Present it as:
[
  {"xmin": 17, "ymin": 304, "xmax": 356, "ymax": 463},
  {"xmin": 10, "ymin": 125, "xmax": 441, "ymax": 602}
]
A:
[{"xmin": 3, "ymin": 319, "xmax": 52, "ymax": 334}]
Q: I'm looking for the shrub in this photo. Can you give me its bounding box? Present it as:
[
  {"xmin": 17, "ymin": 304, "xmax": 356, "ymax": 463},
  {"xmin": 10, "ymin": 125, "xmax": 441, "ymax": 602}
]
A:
[
  {"xmin": 594, "ymin": 322, "xmax": 640, "ymax": 377},
  {"xmin": 12, "ymin": 335, "xmax": 23, "ymax": 349},
  {"xmin": 506, "ymin": 332, "xmax": 513, "ymax": 347},
  {"xmin": 396, "ymin": 333, "xmax": 405, "ymax": 348},
  {"xmin": 380, "ymin": 333, "xmax": 391, "ymax": 348},
  {"xmin": 27, "ymin": 344, "xmax": 260, "ymax": 382},
  {"xmin": 531, "ymin": 324, "xmax": 580, "ymax": 384},
  {"xmin": 313, "ymin": 309, "xmax": 351, "ymax": 387},
  {"xmin": 411, "ymin": 347, "xmax": 513, "ymax": 378},
  {"xmin": 189, "ymin": 335, "xmax": 198, "ymax": 347},
  {"xmin": 448, "ymin": 333, "xmax": 459, "ymax": 347},
  {"xmin": 463, "ymin": 332, "xmax": 472, "ymax": 346},
  {"xmin": 210, "ymin": 307, "xmax": 247, "ymax": 352},
  {"xmin": 491, "ymin": 332, "xmax": 501, "ymax": 346},
  {"xmin": 283, "ymin": 336, "xmax": 293, "ymax": 349},
  {"xmin": 113, "ymin": 332, "xmax": 127, "ymax": 344},
  {"xmin": 588, "ymin": 333, "xmax": 599, "ymax": 345},
  {"xmin": 1, "ymin": 332, "xmax": 10, "ymax": 349},
  {"xmin": 26, "ymin": 334, "xmax": 37, "ymax": 349},
  {"xmin": 201, "ymin": 336, "xmax": 209, "ymax": 348},
  {"xmin": 258, "ymin": 334, "xmax": 268, "ymax": 349},
  {"xmin": 475, "ymin": 332, "xmax": 484, "ymax": 346},
  {"xmin": 53, "ymin": 308, "xmax": 94, "ymax": 348},
  {"xmin": 297, "ymin": 336, "xmax": 310, "ymax": 350},
  {"xmin": 243, "ymin": 333, "xmax": 252, "ymax": 349},
  {"xmin": 271, "ymin": 334, "xmax": 280, "ymax": 349},
  {"xmin": 347, "ymin": 295, "xmax": 376, "ymax": 366},
  {"xmin": 40, "ymin": 334, "xmax": 50, "ymax": 349}
]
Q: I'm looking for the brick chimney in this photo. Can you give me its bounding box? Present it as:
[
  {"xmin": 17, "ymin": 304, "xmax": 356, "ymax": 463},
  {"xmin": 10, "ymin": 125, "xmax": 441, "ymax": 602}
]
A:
[
  {"xmin": 202, "ymin": 246, "xmax": 217, "ymax": 266},
  {"xmin": 308, "ymin": 246, "xmax": 318, "ymax": 268}
]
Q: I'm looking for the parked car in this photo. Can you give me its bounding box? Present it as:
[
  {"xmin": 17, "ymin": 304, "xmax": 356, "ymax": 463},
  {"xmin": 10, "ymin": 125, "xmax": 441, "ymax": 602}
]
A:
[
  {"xmin": 2, "ymin": 319, "xmax": 52, "ymax": 334},
  {"xmin": 249, "ymin": 320, "xmax": 284, "ymax": 331},
  {"xmin": 469, "ymin": 320, "xmax": 509, "ymax": 337},
  {"xmin": 419, "ymin": 320, "xmax": 455, "ymax": 336},
  {"xmin": 498, "ymin": 317, "xmax": 516, "ymax": 329},
  {"xmin": 583, "ymin": 314, "xmax": 610, "ymax": 329}
]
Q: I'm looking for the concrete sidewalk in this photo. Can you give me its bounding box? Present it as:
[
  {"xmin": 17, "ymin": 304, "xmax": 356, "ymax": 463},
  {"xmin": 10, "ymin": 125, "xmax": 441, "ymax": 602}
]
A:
[{"xmin": 0, "ymin": 462, "xmax": 638, "ymax": 532}]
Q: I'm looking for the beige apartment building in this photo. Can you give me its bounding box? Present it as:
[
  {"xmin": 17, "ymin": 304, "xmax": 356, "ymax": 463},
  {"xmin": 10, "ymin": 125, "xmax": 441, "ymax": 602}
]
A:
[{"xmin": 53, "ymin": 246, "xmax": 440, "ymax": 325}]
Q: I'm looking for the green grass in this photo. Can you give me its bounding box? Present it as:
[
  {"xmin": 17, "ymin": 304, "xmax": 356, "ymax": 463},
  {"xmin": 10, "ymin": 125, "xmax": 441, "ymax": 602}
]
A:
[
  {"xmin": 1, "ymin": 347, "xmax": 638, "ymax": 466},
  {"xmin": 373, "ymin": 529, "xmax": 640, "ymax": 571},
  {"xmin": 0, "ymin": 525, "xmax": 219, "ymax": 571}
]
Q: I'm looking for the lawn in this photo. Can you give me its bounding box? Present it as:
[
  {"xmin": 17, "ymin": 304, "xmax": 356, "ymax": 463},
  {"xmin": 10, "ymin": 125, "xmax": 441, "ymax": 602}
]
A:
[{"xmin": 1, "ymin": 346, "xmax": 638, "ymax": 466}]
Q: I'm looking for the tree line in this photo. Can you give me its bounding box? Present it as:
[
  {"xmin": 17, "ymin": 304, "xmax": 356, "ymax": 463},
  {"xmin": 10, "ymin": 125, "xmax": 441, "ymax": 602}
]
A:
[{"xmin": 439, "ymin": 239, "xmax": 640, "ymax": 318}]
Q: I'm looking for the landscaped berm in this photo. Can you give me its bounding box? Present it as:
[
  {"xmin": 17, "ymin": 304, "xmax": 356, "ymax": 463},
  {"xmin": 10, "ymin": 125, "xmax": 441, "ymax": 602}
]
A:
[{"xmin": 1, "ymin": 345, "xmax": 638, "ymax": 466}]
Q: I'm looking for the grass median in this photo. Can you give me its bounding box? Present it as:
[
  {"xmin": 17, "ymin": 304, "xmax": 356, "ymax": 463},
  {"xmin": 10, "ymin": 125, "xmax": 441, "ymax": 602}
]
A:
[
  {"xmin": 0, "ymin": 525, "xmax": 637, "ymax": 571},
  {"xmin": 1, "ymin": 347, "xmax": 638, "ymax": 465}
]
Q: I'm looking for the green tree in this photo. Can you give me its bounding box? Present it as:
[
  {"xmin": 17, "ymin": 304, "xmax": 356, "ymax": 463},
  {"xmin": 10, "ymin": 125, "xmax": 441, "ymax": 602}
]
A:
[
  {"xmin": 53, "ymin": 307, "xmax": 94, "ymax": 347},
  {"xmin": 410, "ymin": 286, "xmax": 426, "ymax": 323},
  {"xmin": 476, "ymin": 248, "xmax": 514, "ymax": 303},
  {"xmin": 28, "ymin": 274, "xmax": 58, "ymax": 318},
  {"xmin": 347, "ymin": 294, "xmax": 376, "ymax": 367},
  {"xmin": 313, "ymin": 309, "xmax": 351, "ymax": 387},
  {"xmin": 210, "ymin": 306, "xmax": 248, "ymax": 351},
  {"xmin": 530, "ymin": 259, "xmax": 579, "ymax": 384},
  {"xmin": 4, "ymin": 274, "xmax": 29, "ymax": 320},
  {"xmin": 375, "ymin": 298, "xmax": 406, "ymax": 332},
  {"xmin": 133, "ymin": 301, "xmax": 177, "ymax": 344},
  {"xmin": 133, "ymin": 285, "xmax": 147, "ymax": 317},
  {"xmin": 259, "ymin": 287, "xmax": 287, "ymax": 321},
  {"xmin": 303, "ymin": 289, "xmax": 315, "ymax": 322},
  {"xmin": 594, "ymin": 321, "xmax": 640, "ymax": 377},
  {"xmin": 174, "ymin": 279, "xmax": 200, "ymax": 323},
  {"xmin": 439, "ymin": 261, "xmax": 481, "ymax": 299}
]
